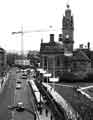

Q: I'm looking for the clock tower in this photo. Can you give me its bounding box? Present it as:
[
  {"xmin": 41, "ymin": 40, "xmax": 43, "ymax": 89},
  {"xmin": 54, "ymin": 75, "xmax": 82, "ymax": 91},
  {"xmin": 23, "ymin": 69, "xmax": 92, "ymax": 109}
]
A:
[{"xmin": 62, "ymin": 4, "xmax": 74, "ymax": 54}]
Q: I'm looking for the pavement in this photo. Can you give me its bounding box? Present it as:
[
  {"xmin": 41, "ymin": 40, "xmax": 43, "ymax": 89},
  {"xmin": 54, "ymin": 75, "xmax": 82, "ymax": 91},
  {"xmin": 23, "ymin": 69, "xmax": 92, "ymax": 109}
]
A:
[
  {"xmin": 28, "ymin": 79, "xmax": 55, "ymax": 120},
  {"xmin": 43, "ymin": 82, "xmax": 80, "ymax": 120}
]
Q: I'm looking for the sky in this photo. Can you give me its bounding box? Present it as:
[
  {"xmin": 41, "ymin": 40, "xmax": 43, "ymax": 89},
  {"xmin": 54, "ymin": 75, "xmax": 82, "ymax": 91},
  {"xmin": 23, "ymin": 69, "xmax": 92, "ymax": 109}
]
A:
[{"xmin": 0, "ymin": 0, "xmax": 93, "ymax": 53}]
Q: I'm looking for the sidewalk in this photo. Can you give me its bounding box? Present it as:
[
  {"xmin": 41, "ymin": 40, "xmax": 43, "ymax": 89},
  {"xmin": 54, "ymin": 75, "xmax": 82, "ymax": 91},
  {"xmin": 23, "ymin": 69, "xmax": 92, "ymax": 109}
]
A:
[
  {"xmin": 43, "ymin": 83, "xmax": 81, "ymax": 120},
  {"xmin": 29, "ymin": 79, "xmax": 55, "ymax": 120}
]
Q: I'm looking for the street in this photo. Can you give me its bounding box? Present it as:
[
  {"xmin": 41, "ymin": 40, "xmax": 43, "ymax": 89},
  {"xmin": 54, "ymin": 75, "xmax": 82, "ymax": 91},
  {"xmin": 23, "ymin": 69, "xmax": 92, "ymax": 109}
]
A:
[
  {"xmin": 0, "ymin": 67, "xmax": 93, "ymax": 120},
  {"xmin": 0, "ymin": 67, "xmax": 55, "ymax": 120},
  {"xmin": 0, "ymin": 68, "xmax": 16, "ymax": 120}
]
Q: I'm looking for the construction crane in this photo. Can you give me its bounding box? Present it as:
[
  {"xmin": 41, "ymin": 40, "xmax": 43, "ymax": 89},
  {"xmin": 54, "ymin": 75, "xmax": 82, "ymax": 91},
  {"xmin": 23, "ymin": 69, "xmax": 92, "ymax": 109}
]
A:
[{"xmin": 12, "ymin": 25, "xmax": 61, "ymax": 57}]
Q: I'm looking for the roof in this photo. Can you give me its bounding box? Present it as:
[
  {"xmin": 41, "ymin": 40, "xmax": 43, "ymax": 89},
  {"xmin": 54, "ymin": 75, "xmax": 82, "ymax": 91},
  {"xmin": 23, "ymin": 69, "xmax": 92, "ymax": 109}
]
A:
[
  {"xmin": 0, "ymin": 47, "xmax": 5, "ymax": 53},
  {"xmin": 40, "ymin": 41, "xmax": 64, "ymax": 54},
  {"xmin": 73, "ymin": 50, "xmax": 91, "ymax": 62}
]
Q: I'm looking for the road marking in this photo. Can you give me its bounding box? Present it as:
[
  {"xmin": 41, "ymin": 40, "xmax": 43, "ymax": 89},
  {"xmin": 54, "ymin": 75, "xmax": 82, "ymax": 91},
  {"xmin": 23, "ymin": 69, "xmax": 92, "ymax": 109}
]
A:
[
  {"xmin": 77, "ymin": 86, "xmax": 93, "ymax": 100},
  {"xmin": 78, "ymin": 85, "xmax": 93, "ymax": 90}
]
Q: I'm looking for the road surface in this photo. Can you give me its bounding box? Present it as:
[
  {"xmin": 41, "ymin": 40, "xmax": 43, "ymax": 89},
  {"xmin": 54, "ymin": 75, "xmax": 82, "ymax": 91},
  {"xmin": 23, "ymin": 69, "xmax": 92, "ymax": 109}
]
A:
[{"xmin": 0, "ymin": 68, "xmax": 16, "ymax": 120}]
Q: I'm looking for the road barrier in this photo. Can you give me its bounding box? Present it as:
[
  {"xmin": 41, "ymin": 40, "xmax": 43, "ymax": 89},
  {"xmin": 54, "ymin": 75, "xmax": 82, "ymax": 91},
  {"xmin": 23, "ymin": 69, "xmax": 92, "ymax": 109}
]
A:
[{"xmin": 35, "ymin": 80, "xmax": 67, "ymax": 120}]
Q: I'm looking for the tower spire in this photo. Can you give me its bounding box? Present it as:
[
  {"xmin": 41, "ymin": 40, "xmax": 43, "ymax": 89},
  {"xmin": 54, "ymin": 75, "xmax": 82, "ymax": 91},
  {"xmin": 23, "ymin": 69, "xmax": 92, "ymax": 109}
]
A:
[
  {"xmin": 62, "ymin": 1, "xmax": 74, "ymax": 53},
  {"xmin": 66, "ymin": 0, "xmax": 70, "ymax": 6}
]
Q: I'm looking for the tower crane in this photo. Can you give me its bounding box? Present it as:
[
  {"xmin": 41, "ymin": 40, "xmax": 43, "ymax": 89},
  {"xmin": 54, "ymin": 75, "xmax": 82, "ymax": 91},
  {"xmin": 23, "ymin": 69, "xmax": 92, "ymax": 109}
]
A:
[{"xmin": 12, "ymin": 25, "xmax": 60, "ymax": 57}]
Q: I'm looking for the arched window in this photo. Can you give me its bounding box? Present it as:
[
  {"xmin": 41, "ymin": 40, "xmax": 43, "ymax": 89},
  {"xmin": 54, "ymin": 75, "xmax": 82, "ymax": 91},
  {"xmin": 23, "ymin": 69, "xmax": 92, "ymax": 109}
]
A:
[{"xmin": 56, "ymin": 56, "xmax": 60, "ymax": 66}]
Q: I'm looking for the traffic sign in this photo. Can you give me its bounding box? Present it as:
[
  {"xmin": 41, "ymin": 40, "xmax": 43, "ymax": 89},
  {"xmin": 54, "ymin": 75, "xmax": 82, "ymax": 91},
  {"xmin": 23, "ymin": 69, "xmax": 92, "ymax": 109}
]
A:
[{"xmin": 49, "ymin": 77, "xmax": 59, "ymax": 82}]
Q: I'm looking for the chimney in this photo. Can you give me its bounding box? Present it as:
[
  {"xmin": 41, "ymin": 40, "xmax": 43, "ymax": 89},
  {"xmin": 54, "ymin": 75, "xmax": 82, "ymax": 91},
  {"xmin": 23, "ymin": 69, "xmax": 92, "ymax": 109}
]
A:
[
  {"xmin": 58, "ymin": 34, "xmax": 62, "ymax": 41},
  {"xmin": 79, "ymin": 44, "xmax": 83, "ymax": 49},
  {"xmin": 41, "ymin": 38, "xmax": 43, "ymax": 43},
  {"xmin": 87, "ymin": 42, "xmax": 90, "ymax": 50},
  {"xmin": 50, "ymin": 34, "xmax": 54, "ymax": 42}
]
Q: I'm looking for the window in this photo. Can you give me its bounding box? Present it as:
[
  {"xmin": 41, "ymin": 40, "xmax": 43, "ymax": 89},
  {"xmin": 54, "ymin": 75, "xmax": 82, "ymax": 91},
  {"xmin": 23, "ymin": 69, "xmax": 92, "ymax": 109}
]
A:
[
  {"xmin": 55, "ymin": 71, "xmax": 61, "ymax": 77},
  {"xmin": 44, "ymin": 56, "xmax": 47, "ymax": 68},
  {"xmin": 56, "ymin": 56, "xmax": 60, "ymax": 66}
]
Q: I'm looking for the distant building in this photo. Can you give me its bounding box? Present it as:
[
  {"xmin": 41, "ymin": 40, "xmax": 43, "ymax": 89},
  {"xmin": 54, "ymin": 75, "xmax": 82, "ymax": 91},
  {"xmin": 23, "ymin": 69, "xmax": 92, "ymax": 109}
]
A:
[
  {"xmin": 0, "ymin": 47, "xmax": 7, "ymax": 71},
  {"xmin": 40, "ymin": 4, "xmax": 91, "ymax": 77},
  {"xmin": 72, "ymin": 49, "xmax": 91, "ymax": 78}
]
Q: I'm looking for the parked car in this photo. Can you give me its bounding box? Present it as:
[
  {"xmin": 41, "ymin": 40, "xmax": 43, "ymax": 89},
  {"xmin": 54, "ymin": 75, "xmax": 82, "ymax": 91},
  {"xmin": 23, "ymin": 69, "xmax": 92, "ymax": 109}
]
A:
[
  {"xmin": 16, "ymin": 81, "xmax": 22, "ymax": 84},
  {"xmin": 16, "ymin": 83, "xmax": 21, "ymax": 89},
  {"xmin": 21, "ymin": 75, "xmax": 27, "ymax": 79}
]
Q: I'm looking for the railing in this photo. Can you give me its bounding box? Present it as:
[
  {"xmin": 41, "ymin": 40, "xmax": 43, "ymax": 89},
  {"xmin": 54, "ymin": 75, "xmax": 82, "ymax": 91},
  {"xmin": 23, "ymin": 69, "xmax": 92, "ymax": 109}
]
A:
[
  {"xmin": 35, "ymin": 80, "xmax": 67, "ymax": 120},
  {"xmin": 28, "ymin": 81, "xmax": 40, "ymax": 120}
]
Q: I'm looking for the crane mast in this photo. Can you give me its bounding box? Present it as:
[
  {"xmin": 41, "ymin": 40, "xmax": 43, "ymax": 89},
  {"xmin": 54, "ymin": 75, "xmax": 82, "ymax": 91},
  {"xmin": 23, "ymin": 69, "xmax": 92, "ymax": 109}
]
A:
[{"xmin": 12, "ymin": 25, "xmax": 60, "ymax": 66}]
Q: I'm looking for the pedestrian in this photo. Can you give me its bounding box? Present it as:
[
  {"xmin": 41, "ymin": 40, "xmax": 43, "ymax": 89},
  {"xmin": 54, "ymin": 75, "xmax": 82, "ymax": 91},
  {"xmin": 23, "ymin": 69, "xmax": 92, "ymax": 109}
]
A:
[
  {"xmin": 50, "ymin": 114, "xmax": 53, "ymax": 120},
  {"xmin": 38, "ymin": 103, "xmax": 42, "ymax": 115},
  {"xmin": 34, "ymin": 114, "xmax": 36, "ymax": 120},
  {"xmin": 45, "ymin": 109, "xmax": 48, "ymax": 117},
  {"xmin": 39, "ymin": 106, "xmax": 42, "ymax": 115},
  {"xmin": 1, "ymin": 79, "xmax": 4, "ymax": 87}
]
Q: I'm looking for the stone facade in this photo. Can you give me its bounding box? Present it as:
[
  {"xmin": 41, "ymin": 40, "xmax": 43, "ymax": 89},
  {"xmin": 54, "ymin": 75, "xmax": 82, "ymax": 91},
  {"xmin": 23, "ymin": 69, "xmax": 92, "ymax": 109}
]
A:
[
  {"xmin": 0, "ymin": 47, "xmax": 7, "ymax": 72},
  {"xmin": 40, "ymin": 34, "xmax": 64, "ymax": 77}
]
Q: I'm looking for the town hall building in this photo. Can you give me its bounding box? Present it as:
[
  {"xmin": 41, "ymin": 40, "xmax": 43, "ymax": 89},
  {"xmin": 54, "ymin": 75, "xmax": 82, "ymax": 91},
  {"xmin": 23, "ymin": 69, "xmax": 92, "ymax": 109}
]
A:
[{"xmin": 40, "ymin": 5, "xmax": 91, "ymax": 78}]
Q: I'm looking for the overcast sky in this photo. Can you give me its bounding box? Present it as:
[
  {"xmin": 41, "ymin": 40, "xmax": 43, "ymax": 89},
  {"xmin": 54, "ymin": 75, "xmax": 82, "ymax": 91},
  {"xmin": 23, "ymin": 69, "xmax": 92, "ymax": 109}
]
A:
[{"xmin": 0, "ymin": 0, "xmax": 93, "ymax": 52}]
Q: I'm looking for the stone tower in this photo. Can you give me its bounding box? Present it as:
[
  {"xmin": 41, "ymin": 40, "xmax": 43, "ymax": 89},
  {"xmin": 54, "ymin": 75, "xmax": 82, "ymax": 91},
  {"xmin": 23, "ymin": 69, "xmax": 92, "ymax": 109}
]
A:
[{"xmin": 62, "ymin": 4, "xmax": 74, "ymax": 56}]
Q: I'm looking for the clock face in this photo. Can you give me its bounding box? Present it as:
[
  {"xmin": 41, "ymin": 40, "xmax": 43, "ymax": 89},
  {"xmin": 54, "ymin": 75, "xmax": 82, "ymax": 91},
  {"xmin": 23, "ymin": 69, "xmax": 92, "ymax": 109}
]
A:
[{"xmin": 66, "ymin": 34, "xmax": 69, "ymax": 39}]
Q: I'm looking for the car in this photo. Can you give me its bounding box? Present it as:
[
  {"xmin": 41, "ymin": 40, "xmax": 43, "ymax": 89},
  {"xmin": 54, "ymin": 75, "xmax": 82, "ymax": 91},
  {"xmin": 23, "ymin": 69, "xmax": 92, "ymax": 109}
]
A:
[
  {"xmin": 16, "ymin": 102, "xmax": 25, "ymax": 112},
  {"xmin": 17, "ymin": 102, "xmax": 24, "ymax": 108},
  {"xmin": 8, "ymin": 102, "xmax": 24, "ymax": 111},
  {"xmin": 16, "ymin": 81, "xmax": 22, "ymax": 84},
  {"xmin": 16, "ymin": 69, "xmax": 20, "ymax": 73},
  {"xmin": 22, "ymin": 73, "xmax": 27, "ymax": 76},
  {"xmin": 21, "ymin": 76, "xmax": 27, "ymax": 79},
  {"xmin": 16, "ymin": 83, "xmax": 21, "ymax": 89},
  {"xmin": 22, "ymin": 73, "xmax": 28, "ymax": 77}
]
